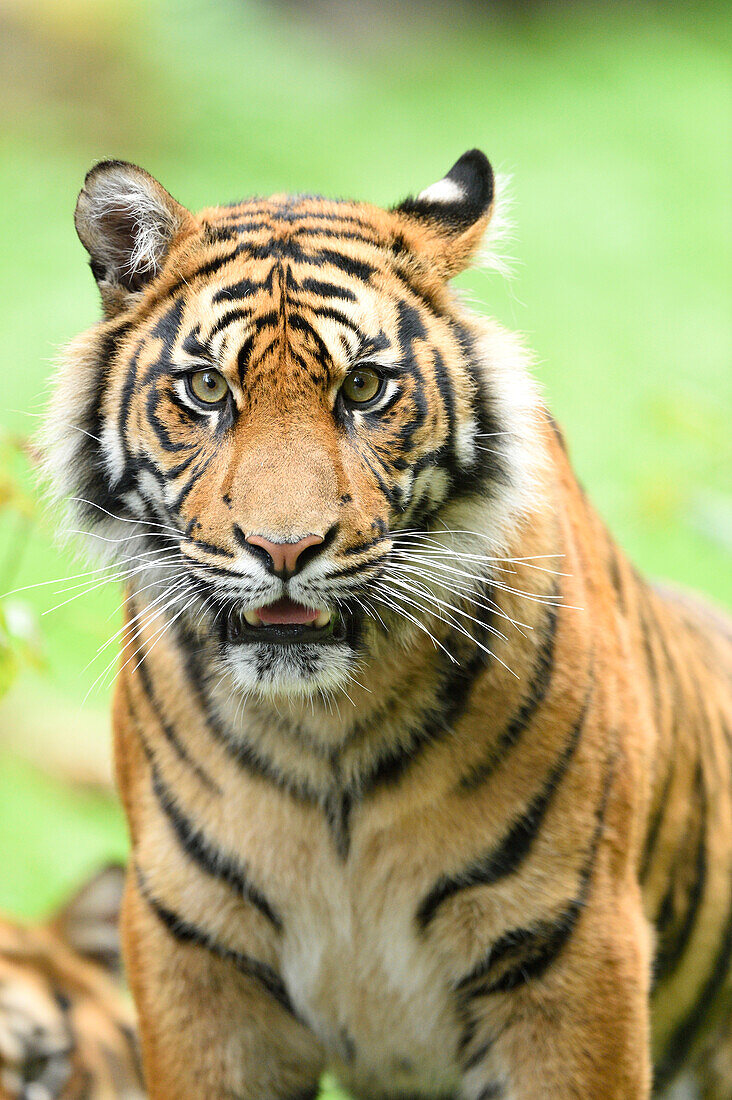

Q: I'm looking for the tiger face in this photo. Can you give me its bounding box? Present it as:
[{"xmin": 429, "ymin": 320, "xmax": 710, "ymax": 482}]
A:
[{"xmin": 44, "ymin": 152, "xmax": 539, "ymax": 699}]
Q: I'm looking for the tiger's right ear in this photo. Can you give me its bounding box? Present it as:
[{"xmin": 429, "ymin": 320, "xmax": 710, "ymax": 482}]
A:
[
  {"xmin": 75, "ymin": 160, "xmax": 195, "ymax": 316},
  {"xmin": 392, "ymin": 149, "xmax": 495, "ymax": 279}
]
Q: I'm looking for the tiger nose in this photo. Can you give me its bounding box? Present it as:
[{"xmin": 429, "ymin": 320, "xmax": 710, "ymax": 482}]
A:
[{"xmin": 245, "ymin": 533, "xmax": 325, "ymax": 577}]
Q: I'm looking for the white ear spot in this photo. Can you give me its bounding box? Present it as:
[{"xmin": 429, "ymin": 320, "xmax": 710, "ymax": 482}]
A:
[{"xmin": 417, "ymin": 177, "xmax": 465, "ymax": 204}]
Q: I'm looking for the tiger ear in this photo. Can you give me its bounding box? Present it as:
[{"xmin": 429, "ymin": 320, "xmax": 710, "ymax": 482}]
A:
[
  {"xmin": 75, "ymin": 160, "xmax": 195, "ymax": 315},
  {"xmin": 392, "ymin": 149, "xmax": 494, "ymax": 278},
  {"xmin": 50, "ymin": 864, "xmax": 126, "ymax": 976}
]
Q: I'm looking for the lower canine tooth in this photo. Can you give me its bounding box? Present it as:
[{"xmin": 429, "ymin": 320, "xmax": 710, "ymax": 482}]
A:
[
  {"xmin": 314, "ymin": 609, "xmax": 332, "ymax": 628},
  {"xmin": 244, "ymin": 610, "xmax": 261, "ymax": 627}
]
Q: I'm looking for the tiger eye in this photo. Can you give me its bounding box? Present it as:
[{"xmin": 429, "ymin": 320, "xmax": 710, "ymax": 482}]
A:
[
  {"xmin": 188, "ymin": 369, "xmax": 228, "ymax": 405},
  {"xmin": 341, "ymin": 367, "xmax": 382, "ymax": 405}
]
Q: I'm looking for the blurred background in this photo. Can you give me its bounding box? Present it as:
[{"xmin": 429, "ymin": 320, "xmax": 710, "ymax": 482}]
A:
[{"xmin": 0, "ymin": 1, "xmax": 729, "ymax": 1087}]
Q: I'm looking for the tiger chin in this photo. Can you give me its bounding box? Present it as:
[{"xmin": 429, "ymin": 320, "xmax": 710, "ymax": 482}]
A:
[{"xmin": 42, "ymin": 150, "xmax": 732, "ymax": 1099}]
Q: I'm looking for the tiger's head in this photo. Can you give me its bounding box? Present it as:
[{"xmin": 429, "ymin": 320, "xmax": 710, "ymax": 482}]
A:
[{"xmin": 43, "ymin": 151, "xmax": 541, "ymax": 700}]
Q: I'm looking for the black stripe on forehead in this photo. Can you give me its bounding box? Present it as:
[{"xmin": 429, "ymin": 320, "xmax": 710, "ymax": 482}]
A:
[
  {"xmin": 162, "ymin": 235, "xmax": 379, "ymax": 304},
  {"xmin": 138, "ymin": 296, "xmax": 188, "ymax": 382},
  {"xmin": 182, "ymin": 327, "xmax": 207, "ymax": 358},
  {"xmin": 286, "ymin": 311, "xmax": 335, "ymax": 369},
  {"xmin": 151, "ymin": 295, "xmax": 186, "ymax": 346},
  {"xmin": 298, "ymin": 276, "xmax": 357, "ymax": 301},
  {"xmin": 212, "ymin": 266, "xmax": 275, "ymax": 303},
  {"xmin": 207, "ymin": 307, "xmax": 253, "ymax": 341},
  {"xmin": 222, "ymin": 221, "xmax": 384, "ymax": 250},
  {"xmin": 303, "ymin": 303, "xmax": 364, "ymax": 342},
  {"xmin": 215, "ymin": 202, "xmax": 377, "ymax": 230}
]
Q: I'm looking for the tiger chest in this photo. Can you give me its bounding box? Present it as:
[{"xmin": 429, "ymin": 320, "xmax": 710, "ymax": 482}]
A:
[{"xmin": 279, "ymin": 843, "xmax": 462, "ymax": 1094}]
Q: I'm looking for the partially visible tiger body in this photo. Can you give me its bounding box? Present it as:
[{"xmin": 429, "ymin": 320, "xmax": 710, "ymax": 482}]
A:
[
  {"xmin": 0, "ymin": 868, "xmax": 144, "ymax": 1099},
  {"xmin": 43, "ymin": 151, "xmax": 732, "ymax": 1098}
]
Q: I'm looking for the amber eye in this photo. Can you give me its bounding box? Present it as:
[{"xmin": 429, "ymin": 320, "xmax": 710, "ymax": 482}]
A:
[
  {"xmin": 187, "ymin": 369, "xmax": 229, "ymax": 406},
  {"xmin": 340, "ymin": 367, "xmax": 383, "ymax": 406}
]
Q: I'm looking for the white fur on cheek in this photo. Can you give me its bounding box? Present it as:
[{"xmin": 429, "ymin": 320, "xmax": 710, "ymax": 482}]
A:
[{"xmin": 100, "ymin": 419, "xmax": 126, "ymax": 487}]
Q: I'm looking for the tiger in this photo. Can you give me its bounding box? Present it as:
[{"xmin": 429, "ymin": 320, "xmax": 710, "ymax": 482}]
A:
[
  {"xmin": 40, "ymin": 149, "xmax": 732, "ymax": 1099},
  {"xmin": 0, "ymin": 865, "xmax": 144, "ymax": 1099}
]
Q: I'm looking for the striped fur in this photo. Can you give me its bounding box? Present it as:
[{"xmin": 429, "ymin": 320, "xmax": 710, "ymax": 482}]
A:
[
  {"xmin": 42, "ymin": 151, "xmax": 732, "ymax": 1098},
  {"xmin": 0, "ymin": 868, "xmax": 143, "ymax": 1099}
]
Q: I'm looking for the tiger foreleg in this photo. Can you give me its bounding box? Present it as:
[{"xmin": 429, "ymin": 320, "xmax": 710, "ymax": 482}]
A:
[
  {"xmin": 455, "ymin": 893, "xmax": 653, "ymax": 1099},
  {"xmin": 121, "ymin": 870, "xmax": 325, "ymax": 1100}
]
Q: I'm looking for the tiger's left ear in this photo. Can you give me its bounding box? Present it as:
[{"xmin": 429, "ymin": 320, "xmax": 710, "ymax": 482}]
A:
[
  {"xmin": 392, "ymin": 149, "xmax": 494, "ymax": 278},
  {"xmin": 75, "ymin": 160, "xmax": 196, "ymax": 316}
]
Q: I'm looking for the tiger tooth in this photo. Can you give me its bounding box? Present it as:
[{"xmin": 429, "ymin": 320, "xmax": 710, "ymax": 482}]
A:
[
  {"xmin": 244, "ymin": 609, "xmax": 262, "ymax": 627},
  {"xmin": 315, "ymin": 609, "xmax": 332, "ymax": 628}
]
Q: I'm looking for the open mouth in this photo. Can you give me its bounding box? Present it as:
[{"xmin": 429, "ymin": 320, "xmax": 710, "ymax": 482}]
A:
[{"xmin": 225, "ymin": 597, "xmax": 348, "ymax": 645}]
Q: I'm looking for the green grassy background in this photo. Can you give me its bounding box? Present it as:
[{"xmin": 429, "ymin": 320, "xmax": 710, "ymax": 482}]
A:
[{"xmin": 0, "ymin": 2, "xmax": 729, "ymax": 1092}]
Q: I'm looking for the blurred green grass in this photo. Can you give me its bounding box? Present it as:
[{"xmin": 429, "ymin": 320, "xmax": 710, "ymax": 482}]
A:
[{"xmin": 0, "ymin": 6, "xmax": 728, "ymax": 1092}]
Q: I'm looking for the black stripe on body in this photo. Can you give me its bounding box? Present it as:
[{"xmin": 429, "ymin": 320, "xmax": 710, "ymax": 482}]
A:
[
  {"xmin": 180, "ymin": 535, "xmax": 236, "ymax": 560},
  {"xmin": 639, "ymin": 751, "xmax": 676, "ymax": 886},
  {"xmin": 135, "ymin": 866, "xmax": 297, "ymax": 1019},
  {"xmin": 175, "ymin": 624, "xmax": 321, "ymax": 805},
  {"xmin": 129, "ymin": 629, "xmax": 220, "ymax": 793},
  {"xmin": 150, "ymin": 761, "xmax": 283, "ymax": 931},
  {"xmin": 156, "ymin": 446, "xmax": 199, "ymax": 482},
  {"xmin": 417, "ymin": 685, "xmax": 590, "ymax": 931},
  {"xmin": 235, "ymin": 333, "xmax": 256, "ymax": 386},
  {"xmin": 455, "ymin": 750, "xmax": 616, "ymax": 999},
  {"xmin": 654, "ymin": 888, "xmax": 732, "ymax": 1091},
  {"xmin": 358, "ymin": 603, "xmax": 494, "ymax": 798},
  {"xmin": 639, "ymin": 591, "xmax": 681, "ymax": 885},
  {"xmin": 476, "ymin": 1086, "xmax": 505, "ymax": 1100},
  {"xmin": 459, "ymin": 601, "xmax": 559, "ymax": 791},
  {"xmin": 651, "ymin": 758, "xmax": 707, "ymax": 989},
  {"xmin": 323, "ymin": 788, "xmax": 353, "ymax": 861},
  {"xmin": 360, "ymin": 451, "xmax": 401, "ymax": 510}
]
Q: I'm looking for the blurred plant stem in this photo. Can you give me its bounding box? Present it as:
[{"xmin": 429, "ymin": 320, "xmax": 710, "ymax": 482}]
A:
[{"xmin": 0, "ymin": 431, "xmax": 43, "ymax": 700}]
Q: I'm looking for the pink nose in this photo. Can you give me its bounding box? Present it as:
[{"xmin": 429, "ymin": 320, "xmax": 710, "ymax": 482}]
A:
[{"xmin": 245, "ymin": 533, "xmax": 324, "ymax": 576}]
